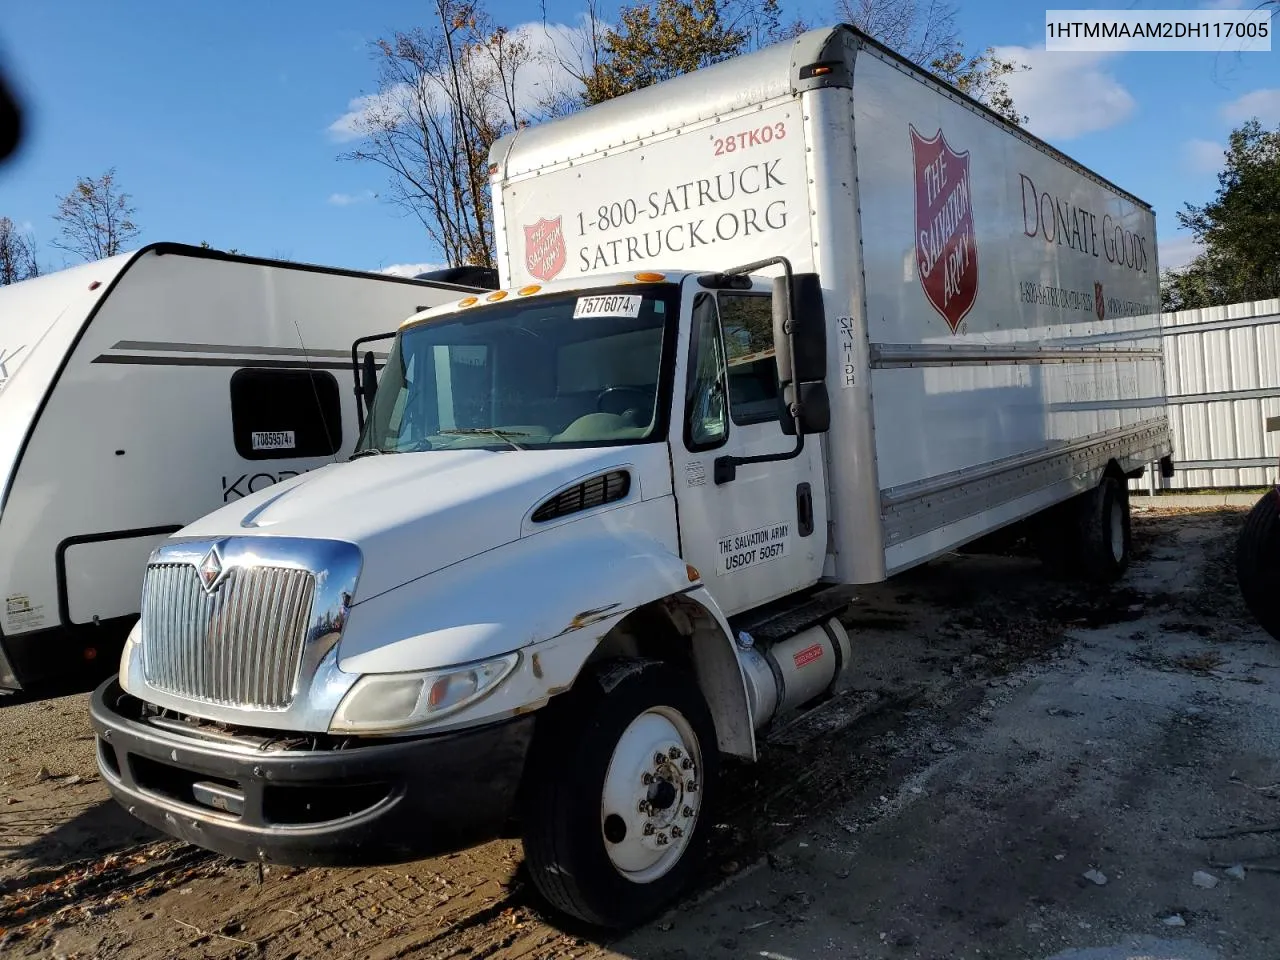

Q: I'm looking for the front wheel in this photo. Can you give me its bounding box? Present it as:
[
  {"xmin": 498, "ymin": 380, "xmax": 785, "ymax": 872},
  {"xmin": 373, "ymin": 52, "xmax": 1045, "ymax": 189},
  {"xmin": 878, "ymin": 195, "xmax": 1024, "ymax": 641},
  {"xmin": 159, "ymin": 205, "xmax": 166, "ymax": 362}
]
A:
[{"xmin": 520, "ymin": 659, "xmax": 719, "ymax": 928}]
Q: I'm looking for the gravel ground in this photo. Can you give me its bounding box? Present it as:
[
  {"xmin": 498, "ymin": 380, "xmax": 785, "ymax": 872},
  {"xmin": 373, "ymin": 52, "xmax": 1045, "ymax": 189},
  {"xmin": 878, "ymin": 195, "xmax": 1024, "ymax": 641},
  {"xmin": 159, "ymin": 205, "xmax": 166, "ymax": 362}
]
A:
[{"xmin": 1, "ymin": 506, "xmax": 1276, "ymax": 960}]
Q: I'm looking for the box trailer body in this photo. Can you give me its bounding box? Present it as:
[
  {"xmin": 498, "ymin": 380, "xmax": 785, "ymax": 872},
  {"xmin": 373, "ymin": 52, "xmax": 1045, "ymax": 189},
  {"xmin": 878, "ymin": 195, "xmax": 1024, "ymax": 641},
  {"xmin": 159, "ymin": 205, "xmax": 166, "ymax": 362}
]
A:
[
  {"xmin": 491, "ymin": 28, "xmax": 1169, "ymax": 591},
  {"xmin": 90, "ymin": 28, "xmax": 1171, "ymax": 929},
  {"xmin": 0, "ymin": 243, "xmax": 472, "ymax": 691}
]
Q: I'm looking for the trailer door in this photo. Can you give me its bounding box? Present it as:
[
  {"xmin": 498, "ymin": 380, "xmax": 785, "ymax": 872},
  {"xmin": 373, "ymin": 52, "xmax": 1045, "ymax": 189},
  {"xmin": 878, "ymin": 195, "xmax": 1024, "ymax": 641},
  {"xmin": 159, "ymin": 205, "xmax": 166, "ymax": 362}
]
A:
[{"xmin": 670, "ymin": 280, "xmax": 827, "ymax": 617}]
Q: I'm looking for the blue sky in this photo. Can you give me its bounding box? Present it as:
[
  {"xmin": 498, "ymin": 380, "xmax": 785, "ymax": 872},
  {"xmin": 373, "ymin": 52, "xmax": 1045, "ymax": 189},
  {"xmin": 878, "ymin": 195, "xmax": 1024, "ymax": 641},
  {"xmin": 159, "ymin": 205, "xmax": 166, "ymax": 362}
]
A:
[{"xmin": 0, "ymin": 0, "xmax": 1274, "ymax": 276}]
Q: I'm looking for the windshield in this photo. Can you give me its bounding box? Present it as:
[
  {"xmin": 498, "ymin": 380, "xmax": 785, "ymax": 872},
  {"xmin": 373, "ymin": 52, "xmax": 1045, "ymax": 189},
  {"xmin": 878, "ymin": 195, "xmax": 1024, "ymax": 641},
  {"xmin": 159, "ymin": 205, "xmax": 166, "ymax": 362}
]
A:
[{"xmin": 355, "ymin": 284, "xmax": 678, "ymax": 454}]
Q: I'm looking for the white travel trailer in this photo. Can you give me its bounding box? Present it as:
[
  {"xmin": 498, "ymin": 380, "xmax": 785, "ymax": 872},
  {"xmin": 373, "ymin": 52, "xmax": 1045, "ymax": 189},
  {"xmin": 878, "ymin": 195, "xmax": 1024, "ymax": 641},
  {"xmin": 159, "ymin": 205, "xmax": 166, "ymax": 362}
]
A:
[
  {"xmin": 92, "ymin": 27, "xmax": 1172, "ymax": 928},
  {"xmin": 0, "ymin": 243, "xmax": 474, "ymax": 692}
]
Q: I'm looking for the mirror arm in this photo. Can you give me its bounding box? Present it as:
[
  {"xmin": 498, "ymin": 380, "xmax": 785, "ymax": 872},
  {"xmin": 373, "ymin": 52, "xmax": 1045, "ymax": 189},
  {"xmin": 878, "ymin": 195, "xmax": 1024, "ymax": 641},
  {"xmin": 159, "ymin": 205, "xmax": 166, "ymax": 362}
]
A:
[
  {"xmin": 714, "ymin": 429, "xmax": 803, "ymax": 485},
  {"xmin": 350, "ymin": 331, "xmax": 396, "ymax": 432}
]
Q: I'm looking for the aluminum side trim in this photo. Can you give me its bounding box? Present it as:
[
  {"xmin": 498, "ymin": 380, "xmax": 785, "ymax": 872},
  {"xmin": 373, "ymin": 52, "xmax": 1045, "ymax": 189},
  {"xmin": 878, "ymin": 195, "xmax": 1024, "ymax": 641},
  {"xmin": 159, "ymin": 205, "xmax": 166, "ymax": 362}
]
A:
[
  {"xmin": 881, "ymin": 417, "xmax": 1172, "ymax": 545},
  {"xmin": 870, "ymin": 342, "xmax": 1163, "ymax": 368}
]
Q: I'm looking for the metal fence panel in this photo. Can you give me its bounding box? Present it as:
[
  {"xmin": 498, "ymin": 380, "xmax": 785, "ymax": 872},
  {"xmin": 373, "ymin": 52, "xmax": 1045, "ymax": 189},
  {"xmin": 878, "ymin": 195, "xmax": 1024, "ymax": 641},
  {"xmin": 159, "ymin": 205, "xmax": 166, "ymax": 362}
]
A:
[{"xmin": 1131, "ymin": 298, "xmax": 1280, "ymax": 491}]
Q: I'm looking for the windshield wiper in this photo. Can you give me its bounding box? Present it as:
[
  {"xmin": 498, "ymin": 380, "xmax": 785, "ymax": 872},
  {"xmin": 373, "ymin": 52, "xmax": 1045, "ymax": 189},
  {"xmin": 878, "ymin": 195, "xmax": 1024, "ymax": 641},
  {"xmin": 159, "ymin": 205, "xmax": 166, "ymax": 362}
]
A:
[
  {"xmin": 349, "ymin": 448, "xmax": 388, "ymax": 459},
  {"xmin": 437, "ymin": 428, "xmax": 529, "ymax": 451}
]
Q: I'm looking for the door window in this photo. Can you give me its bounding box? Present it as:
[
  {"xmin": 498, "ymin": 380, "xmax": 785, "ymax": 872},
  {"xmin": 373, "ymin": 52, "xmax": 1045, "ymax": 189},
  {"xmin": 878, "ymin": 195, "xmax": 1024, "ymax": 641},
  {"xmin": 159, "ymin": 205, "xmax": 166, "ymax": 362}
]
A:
[
  {"xmin": 683, "ymin": 293, "xmax": 729, "ymax": 451},
  {"xmin": 720, "ymin": 293, "xmax": 780, "ymax": 426}
]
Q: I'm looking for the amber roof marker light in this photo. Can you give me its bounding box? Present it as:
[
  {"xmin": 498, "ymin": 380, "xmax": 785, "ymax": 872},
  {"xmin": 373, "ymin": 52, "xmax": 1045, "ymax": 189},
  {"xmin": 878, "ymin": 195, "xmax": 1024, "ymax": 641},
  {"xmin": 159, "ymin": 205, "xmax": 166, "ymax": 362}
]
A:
[{"xmin": 798, "ymin": 62, "xmax": 838, "ymax": 79}]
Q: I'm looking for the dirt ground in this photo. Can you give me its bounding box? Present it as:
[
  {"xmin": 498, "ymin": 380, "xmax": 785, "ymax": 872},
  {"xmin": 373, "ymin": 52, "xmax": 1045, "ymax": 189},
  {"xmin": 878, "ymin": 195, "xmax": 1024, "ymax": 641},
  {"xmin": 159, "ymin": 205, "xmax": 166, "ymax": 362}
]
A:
[{"xmin": 2, "ymin": 505, "xmax": 1278, "ymax": 960}]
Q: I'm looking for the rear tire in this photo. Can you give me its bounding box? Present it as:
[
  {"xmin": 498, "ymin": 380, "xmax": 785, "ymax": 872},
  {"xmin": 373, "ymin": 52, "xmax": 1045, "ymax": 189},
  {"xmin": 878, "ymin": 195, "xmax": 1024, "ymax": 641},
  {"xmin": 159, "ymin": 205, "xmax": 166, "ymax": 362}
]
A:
[
  {"xmin": 520, "ymin": 659, "xmax": 719, "ymax": 929},
  {"xmin": 1237, "ymin": 489, "xmax": 1280, "ymax": 641},
  {"xmin": 1032, "ymin": 475, "xmax": 1131, "ymax": 583},
  {"xmin": 1074, "ymin": 475, "xmax": 1131, "ymax": 583}
]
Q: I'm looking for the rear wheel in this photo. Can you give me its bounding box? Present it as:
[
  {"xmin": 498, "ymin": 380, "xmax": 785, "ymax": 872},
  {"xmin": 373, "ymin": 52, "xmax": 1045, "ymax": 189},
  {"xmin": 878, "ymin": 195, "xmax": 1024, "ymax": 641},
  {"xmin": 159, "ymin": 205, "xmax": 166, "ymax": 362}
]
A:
[
  {"xmin": 521, "ymin": 659, "xmax": 718, "ymax": 929},
  {"xmin": 1075, "ymin": 475, "xmax": 1131, "ymax": 582},
  {"xmin": 1237, "ymin": 489, "xmax": 1280, "ymax": 641},
  {"xmin": 1033, "ymin": 475, "xmax": 1131, "ymax": 583}
]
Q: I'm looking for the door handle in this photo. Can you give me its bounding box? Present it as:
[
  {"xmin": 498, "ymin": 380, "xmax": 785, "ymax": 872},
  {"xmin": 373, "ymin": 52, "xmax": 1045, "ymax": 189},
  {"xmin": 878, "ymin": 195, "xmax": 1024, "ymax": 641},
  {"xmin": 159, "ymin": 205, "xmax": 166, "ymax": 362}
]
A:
[{"xmin": 797, "ymin": 482, "xmax": 814, "ymax": 537}]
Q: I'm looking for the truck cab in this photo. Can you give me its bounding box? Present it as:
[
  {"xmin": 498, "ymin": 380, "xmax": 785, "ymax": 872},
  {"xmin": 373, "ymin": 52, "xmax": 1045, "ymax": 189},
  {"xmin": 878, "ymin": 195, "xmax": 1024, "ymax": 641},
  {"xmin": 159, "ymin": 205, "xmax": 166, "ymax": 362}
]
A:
[{"xmin": 91, "ymin": 267, "xmax": 845, "ymax": 929}]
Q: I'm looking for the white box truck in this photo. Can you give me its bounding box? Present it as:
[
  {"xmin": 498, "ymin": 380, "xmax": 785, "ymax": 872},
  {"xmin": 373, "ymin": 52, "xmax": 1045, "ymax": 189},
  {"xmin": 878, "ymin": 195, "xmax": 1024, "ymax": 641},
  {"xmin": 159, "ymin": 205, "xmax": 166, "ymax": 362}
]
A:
[
  {"xmin": 0, "ymin": 243, "xmax": 474, "ymax": 693},
  {"xmin": 91, "ymin": 27, "xmax": 1171, "ymax": 928}
]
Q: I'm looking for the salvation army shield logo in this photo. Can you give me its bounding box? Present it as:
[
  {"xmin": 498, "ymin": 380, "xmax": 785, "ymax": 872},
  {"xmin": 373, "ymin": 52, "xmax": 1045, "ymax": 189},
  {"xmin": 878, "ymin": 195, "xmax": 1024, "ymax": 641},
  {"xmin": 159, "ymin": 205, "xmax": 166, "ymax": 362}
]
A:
[
  {"xmin": 524, "ymin": 217, "xmax": 566, "ymax": 281},
  {"xmin": 1094, "ymin": 281, "xmax": 1106, "ymax": 322},
  {"xmin": 910, "ymin": 126, "xmax": 979, "ymax": 334}
]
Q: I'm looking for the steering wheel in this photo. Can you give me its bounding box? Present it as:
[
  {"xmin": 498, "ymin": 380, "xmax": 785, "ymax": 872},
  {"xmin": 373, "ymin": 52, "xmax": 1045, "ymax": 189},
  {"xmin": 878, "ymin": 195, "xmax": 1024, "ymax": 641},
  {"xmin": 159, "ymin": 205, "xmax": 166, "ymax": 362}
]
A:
[{"xmin": 595, "ymin": 386, "xmax": 652, "ymax": 420}]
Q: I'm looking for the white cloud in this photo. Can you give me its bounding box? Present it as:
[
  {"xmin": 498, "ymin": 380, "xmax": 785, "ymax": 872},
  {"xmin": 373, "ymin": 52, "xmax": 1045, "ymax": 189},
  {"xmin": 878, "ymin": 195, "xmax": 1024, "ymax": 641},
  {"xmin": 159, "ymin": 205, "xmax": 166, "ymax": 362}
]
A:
[
  {"xmin": 1183, "ymin": 138, "xmax": 1225, "ymax": 174},
  {"xmin": 506, "ymin": 18, "xmax": 603, "ymax": 112},
  {"xmin": 1159, "ymin": 234, "xmax": 1204, "ymax": 271},
  {"xmin": 994, "ymin": 46, "xmax": 1136, "ymax": 140},
  {"xmin": 327, "ymin": 17, "xmax": 599, "ymax": 143},
  {"xmin": 1222, "ymin": 88, "xmax": 1280, "ymax": 125},
  {"xmin": 378, "ymin": 262, "xmax": 447, "ymax": 278},
  {"xmin": 329, "ymin": 91, "xmax": 392, "ymax": 143},
  {"xmin": 328, "ymin": 190, "xmax": 375, "ymax": 206}
]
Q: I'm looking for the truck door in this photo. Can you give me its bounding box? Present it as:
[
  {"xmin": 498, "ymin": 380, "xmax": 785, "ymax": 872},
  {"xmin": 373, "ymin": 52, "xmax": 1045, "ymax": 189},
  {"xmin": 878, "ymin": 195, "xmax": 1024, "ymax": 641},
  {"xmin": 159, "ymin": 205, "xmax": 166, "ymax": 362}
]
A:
[{"xmin": 669, "ymin": 279, "xmax": 828, "ymax": 617}]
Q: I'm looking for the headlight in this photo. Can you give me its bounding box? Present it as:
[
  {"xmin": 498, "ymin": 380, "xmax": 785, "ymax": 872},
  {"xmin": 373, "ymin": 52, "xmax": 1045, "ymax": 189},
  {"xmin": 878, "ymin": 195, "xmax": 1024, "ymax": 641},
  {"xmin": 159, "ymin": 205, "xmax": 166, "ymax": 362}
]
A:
[
  {"xmin": 118, "ymin": 622, "xmax": 142, "ymax": 693},
  {"xmin": 330, "ymin": 652, "xmax": 519, "ymax": 733}
]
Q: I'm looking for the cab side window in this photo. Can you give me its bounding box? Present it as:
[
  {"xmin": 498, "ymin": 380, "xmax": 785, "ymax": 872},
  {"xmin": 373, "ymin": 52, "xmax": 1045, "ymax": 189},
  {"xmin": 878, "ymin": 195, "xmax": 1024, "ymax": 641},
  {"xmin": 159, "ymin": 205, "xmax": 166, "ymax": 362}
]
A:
[
  {"xmin": 684, "ymin": 293, "xmax": 729, "ymax": 451},
  {"xmin": 719, "ymin": 293, "xmax": 780, "ymax": 426}
]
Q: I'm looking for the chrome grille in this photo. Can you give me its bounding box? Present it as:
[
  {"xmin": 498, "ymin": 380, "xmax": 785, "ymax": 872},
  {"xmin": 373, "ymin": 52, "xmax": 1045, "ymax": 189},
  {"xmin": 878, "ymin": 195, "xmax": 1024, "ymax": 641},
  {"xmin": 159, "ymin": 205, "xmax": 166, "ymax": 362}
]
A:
[{"xmin": 141, "ymin": 562, "xmax": 316, "ymax": 710}]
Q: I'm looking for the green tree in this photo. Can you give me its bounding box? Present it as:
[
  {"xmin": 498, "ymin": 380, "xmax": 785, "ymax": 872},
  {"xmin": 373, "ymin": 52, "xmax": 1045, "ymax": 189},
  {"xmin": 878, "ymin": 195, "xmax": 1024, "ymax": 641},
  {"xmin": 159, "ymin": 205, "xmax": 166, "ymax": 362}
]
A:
[
  {"xmin": 1162, "ymin": 119, "xmax": 1280, "ymax": 311},
  {"xmin": 51, "ymin": 168, "xmax": 140, "ymax": 263},
  {"xmin": 583, "ymin": 0, "xmax": 748, "ymax": 105},
  {"xmin": 930, "ymin": 48, "xmax": 1021, "ymax": 123},
  {"xmin": 198, "ymin": 240, "xmax": 241, "ymax": 254},
  {"xmin": 577, "ymin": 0, "xmax": 1025, "ymax": 123}
]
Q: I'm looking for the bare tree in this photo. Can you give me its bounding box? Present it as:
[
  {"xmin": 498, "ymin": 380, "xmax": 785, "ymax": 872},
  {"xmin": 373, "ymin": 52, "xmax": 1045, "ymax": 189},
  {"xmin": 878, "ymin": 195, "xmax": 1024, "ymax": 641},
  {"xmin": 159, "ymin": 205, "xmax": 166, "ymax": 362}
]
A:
[
  {"xmin": 0, "ymin": 217, "xmax": 38, "ymax": 284},
  {"xmin": 533, "ymin": 0, "xmax": 611, "ymax": 117},
  {"xmin": 340, "ymin": 0, "xmax": 542, "ymax": 268},
  {"xmin": 843, "ymin": 0, "xmax": 957, "ymax": 64},
  {"xmin": 736, "ymin": 0, "xmax": 809, "ymax": 49},
  {"xmin": 51, "ymin": 168, "xmax": 140, "ymax": 263},
  {"xmin": 838, "ymin": 0, "xmax": 1027, "ymax": 123}
]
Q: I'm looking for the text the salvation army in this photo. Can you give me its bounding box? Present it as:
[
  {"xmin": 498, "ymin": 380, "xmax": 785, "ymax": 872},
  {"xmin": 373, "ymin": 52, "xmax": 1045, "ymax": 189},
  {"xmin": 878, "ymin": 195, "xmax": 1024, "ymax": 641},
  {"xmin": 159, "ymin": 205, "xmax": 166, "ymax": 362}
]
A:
[
  {"xmin": 917, "ymin": 152, "xmax": 973, "ymax": 310},
  {"xmin": 716, "ymin": 523, "xmax": 790, "ymax": 575}
]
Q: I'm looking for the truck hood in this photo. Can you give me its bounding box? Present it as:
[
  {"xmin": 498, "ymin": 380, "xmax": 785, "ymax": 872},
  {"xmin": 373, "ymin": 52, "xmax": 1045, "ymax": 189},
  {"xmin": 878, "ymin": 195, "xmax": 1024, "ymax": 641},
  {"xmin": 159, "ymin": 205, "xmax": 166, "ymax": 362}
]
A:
[{"xmin": 177, "ymin": 446, "xmax": 663, "ymax": 603}]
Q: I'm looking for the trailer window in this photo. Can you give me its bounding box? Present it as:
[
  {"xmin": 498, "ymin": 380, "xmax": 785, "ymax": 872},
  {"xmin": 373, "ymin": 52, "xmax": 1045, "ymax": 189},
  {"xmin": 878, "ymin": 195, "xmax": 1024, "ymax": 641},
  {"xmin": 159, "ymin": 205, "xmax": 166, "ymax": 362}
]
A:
[
  {"xmin": 719, "ymin": 293, "xmax": 780, "ymax": 426},
  {"xmin": 229, "ymin": 368, "xmax": 343, "ymax": 460}
]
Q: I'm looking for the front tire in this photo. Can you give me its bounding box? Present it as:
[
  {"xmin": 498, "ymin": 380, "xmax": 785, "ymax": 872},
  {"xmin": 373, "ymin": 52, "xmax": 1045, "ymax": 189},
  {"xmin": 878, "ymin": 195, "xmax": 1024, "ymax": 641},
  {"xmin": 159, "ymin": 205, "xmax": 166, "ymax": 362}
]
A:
[{"xmin": 520, "ymin": 659, "xmax": 719, "ymax": 928}]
